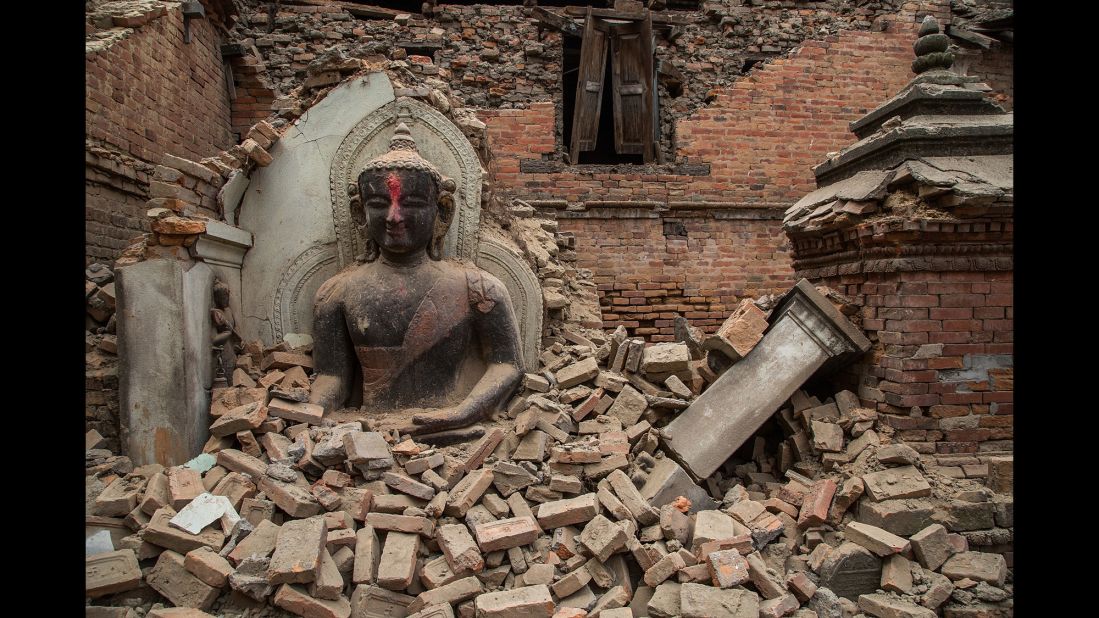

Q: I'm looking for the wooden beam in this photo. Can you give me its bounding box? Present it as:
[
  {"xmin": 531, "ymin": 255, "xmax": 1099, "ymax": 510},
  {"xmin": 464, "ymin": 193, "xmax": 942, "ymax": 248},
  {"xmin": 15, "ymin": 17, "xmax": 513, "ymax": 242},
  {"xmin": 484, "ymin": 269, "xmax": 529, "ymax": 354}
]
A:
[
  {"xmin": 531, "ymin": 6, "xmax": 584, "ymax": 37},
  {"xmin": 946, "ymin": 25, "xmax": 994, "ymax": 49},
  {"xmin": 563, "ymin": 5, "xmax": 691, "ymax": 25},
  {"xmin": 281, "ymin": 1, "xmax": 406, "ymax": 20}
]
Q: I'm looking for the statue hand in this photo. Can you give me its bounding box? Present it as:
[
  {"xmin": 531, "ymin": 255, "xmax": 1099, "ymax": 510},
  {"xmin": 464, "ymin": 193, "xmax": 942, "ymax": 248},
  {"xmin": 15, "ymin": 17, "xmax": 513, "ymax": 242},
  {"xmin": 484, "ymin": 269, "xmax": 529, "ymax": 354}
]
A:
[{"xmin": 409, "ymin": 407, "xmax": 473, "ymax": 435}]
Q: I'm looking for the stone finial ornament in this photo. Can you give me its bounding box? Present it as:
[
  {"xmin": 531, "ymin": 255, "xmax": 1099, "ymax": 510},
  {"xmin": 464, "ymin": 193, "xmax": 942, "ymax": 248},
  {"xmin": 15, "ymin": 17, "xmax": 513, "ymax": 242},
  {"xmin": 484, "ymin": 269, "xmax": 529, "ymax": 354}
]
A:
[{"xmin": 912, "ymin": 15, "xmax": 954, "ymax": 75}]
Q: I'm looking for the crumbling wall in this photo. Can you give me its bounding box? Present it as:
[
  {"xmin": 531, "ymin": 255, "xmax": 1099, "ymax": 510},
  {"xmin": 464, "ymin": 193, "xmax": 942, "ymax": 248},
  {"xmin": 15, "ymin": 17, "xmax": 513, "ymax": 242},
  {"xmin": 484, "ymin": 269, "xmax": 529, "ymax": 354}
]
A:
[
  {"xmin": 86, "ymin": 0, "xmax": 235, "ymax": 264},
  {"xmin": 961, "ymin": 43, "xmax": 1012, "ymax": 111}
]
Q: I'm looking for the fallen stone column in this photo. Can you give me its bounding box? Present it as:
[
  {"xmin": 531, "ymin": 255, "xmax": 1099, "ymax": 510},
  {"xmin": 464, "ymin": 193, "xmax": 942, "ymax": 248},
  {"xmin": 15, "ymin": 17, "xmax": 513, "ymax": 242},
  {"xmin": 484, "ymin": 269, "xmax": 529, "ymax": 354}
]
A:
[
  {"xmin": 116, "ymin": 259, "xmax": 214, "ymax": 467},
  {"xmin": 661, "ymin": 279, "xmax": 870, "ymax": 479}
]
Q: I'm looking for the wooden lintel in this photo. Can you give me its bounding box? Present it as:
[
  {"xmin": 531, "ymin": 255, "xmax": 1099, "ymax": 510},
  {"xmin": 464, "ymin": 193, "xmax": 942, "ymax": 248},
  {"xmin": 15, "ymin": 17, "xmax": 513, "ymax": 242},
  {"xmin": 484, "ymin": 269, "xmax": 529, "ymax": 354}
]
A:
[
  {"xmin": 531, "ymin": 6, "xmax": 584, "ymax": 37},
  {"xmin": 563, "ymin": 5, "xmax": 690, "ymax": 25}
]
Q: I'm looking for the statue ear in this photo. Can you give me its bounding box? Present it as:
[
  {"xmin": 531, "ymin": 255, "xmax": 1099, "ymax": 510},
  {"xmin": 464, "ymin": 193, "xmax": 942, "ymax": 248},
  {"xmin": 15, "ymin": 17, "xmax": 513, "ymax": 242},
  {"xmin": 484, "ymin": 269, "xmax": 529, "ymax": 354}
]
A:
[
  {"xmin": 348, "ymin": 180, "xmax": 366, "ymax": 228},
  {"xmin": 428, "ymin": 192, "xmax": 455, "ymax": 261}
]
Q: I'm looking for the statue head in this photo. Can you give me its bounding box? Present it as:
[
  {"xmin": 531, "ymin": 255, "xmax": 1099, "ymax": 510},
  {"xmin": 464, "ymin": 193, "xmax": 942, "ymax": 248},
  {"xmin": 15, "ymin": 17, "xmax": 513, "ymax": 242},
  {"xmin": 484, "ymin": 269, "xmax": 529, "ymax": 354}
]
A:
[
  {"xmin": 354, "ymin": 123, "xmax": 456, "ymax": 262},
  {"xmin": 213, "ymin": 279, "xmax": 230, "ymax": 309}
]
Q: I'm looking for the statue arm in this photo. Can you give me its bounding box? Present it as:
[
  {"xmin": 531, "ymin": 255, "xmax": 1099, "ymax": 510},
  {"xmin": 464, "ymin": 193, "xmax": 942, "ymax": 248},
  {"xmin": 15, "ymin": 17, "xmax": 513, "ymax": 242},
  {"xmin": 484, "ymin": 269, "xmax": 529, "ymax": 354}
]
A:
[
  {"xmin": 411, "ymin": 273, "xmax": 523, "ymax": 433},
  {"xmin": 308, "ymin": 279, "xmax": 354, "ymax": 413}
]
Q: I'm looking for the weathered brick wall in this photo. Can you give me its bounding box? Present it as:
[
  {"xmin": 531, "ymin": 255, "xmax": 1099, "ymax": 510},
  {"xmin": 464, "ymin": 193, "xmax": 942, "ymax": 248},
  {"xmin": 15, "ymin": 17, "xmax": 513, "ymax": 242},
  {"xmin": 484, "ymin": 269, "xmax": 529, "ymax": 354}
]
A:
[
  {"xmin": 965, "ymin": 42, "xmax": 1013, "ymax": 111},
  {"xmin": 817, "ymin": 269, "xmax": 1012, "ymax": 464},
  {"xmin": 558, "ymin": 211, "xmax": 792, "ymax": 339},
  {"xmin": 86, "ymin": 4, "xmax": 234, "ymax": 264},
  {"xmin": 482, "ymin": 20, "xmax": 927, "ymax": 337}
]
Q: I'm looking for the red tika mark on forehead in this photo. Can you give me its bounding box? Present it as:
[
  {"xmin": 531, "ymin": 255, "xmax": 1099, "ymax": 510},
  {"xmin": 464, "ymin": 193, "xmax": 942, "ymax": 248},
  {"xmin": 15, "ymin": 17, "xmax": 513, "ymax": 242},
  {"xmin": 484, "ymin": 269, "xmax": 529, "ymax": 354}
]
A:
[{"xmin": 385, "ymin": 172, "xmax": 402, "ymax": 203}]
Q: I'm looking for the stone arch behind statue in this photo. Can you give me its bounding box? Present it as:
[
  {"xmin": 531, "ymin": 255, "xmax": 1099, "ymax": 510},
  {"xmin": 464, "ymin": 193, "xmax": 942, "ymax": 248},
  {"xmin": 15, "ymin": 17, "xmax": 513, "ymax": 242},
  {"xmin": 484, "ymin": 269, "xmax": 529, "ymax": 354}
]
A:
[{"xmin": 236, "ymin": 73, "xmax": 542, "ymax": 368}]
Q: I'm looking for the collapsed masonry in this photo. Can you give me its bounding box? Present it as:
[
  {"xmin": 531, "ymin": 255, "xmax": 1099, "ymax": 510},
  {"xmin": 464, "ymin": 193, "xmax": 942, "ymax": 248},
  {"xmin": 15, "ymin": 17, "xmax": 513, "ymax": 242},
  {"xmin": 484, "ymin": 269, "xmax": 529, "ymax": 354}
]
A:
[{"xmin": 86, "ymin": 278, "xmax": 1013, "ymax": 618}]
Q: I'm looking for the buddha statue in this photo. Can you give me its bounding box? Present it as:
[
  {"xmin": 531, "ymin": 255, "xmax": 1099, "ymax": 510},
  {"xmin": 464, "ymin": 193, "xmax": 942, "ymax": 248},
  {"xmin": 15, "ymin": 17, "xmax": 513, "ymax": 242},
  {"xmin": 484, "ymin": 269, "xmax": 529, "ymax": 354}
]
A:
[{"xmin": 308, "ymin": 123, "xmax": 523, "ymax": 434}]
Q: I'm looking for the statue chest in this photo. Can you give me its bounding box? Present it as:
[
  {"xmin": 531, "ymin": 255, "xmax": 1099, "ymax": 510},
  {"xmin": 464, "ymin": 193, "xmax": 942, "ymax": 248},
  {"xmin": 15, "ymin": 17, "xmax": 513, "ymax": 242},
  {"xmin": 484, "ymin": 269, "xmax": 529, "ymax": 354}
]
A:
[{"xmin": 341, "ymin": 271, "xmax": 472, "ymax": 349}]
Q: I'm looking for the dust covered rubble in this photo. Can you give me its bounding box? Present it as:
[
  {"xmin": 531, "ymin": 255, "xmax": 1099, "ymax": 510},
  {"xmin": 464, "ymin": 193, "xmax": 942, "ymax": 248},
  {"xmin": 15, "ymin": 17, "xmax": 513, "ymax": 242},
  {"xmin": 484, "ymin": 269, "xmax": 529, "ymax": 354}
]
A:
[{"xmin": 85, "ymin": 296, "xmax": 1013, "ymax": 618}]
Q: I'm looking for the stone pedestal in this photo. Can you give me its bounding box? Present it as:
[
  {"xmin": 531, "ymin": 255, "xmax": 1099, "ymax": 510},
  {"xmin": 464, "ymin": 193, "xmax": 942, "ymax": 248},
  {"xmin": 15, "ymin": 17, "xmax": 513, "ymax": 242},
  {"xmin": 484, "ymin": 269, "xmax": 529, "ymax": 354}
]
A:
[
  {"xmin": 116, "ymin": 259, "xmax": 214, "ymax": 467},
  {"xmin": 661, "ymin": 280, "xmax": 870, "ymax": 480}
]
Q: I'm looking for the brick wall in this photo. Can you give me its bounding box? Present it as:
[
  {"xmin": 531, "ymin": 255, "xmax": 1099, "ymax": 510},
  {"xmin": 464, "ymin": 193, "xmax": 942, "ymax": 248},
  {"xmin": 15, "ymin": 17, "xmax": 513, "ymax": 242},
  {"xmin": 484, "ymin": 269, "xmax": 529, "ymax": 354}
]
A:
[
  {"xmin": 560, "ymin": 211, "xmax": 792, "ymax": 339},
  {"xmin": 86, "ymin": 5, "xmax": 234, "ymax": 264},
  {"xmin": 816, "ymin": 269, "xmax": 1013, "ymax": 459},
  {"xmin": 964, "ymin": 43, "xmax": 1013, "ymax": 111},
  {"xmin": 483, "ymin": 20, "xmax": 924, "ymax": 337}
]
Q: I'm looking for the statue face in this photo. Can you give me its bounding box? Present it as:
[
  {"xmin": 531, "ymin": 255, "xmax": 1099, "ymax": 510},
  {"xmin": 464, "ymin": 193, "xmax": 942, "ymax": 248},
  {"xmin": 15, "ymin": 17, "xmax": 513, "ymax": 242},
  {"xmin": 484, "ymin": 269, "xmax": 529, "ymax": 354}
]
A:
[{"xmin": 360, "ymin": 169, "xmax": 438, "ymax": 258}]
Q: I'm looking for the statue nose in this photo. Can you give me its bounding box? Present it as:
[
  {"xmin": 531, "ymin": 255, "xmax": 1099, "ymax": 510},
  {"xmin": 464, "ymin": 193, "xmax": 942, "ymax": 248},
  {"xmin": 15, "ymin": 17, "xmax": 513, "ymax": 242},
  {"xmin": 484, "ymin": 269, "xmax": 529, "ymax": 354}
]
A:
[{"xmin": 386, "ymin": 199, "xmax": 403, "ymax": 223}]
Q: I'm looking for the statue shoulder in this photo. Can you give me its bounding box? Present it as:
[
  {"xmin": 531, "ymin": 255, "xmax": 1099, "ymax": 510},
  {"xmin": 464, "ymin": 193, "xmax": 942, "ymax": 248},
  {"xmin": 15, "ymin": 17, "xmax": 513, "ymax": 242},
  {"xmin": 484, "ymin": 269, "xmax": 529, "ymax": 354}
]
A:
[
  {"xmin": 458, "ymin": 262, "xmax": 510, "ymax": 314},
  {"xmin": 315, "ymin": 269, "xmax": 353, "ymax": 305}
]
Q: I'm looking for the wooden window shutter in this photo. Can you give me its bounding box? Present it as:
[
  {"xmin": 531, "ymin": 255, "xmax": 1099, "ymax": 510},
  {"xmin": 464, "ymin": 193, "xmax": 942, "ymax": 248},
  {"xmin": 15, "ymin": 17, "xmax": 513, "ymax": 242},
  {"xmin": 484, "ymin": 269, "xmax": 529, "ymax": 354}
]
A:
[
  {"xmin": 610, "ymin": 13, "xmax": 656, "ymax": 162},
  {"xmin": 569, "ymin": 12, "xmax": 609, "ymax": 164}
]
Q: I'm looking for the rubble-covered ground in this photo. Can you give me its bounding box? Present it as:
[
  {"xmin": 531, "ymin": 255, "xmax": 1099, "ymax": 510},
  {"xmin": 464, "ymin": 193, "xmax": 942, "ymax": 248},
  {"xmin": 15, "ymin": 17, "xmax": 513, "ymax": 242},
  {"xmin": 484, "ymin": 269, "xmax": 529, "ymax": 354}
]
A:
[{"xmin": 86, "ymin": 287, "xmax": 1013, "ymax": 618}]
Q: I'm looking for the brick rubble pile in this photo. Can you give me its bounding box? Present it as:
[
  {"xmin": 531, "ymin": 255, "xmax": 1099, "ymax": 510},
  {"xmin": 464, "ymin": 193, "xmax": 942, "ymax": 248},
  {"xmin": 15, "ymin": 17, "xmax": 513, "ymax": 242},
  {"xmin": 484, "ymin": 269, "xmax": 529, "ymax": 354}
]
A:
[{"xmin": 86, "ymin": 291, "xmax": 1013, "ymax": 618}]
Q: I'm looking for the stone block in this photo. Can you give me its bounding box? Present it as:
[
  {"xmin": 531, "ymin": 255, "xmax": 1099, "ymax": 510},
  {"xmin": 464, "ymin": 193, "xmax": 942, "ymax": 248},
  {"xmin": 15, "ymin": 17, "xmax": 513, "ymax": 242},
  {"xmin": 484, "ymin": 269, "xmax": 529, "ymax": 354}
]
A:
[
  {"xmin": 377, "ymin": 532, "xmax": 421, "ymax": 590},
  {"xmin": 273, "ymin": 583, "xmax": 351, "ymax": 618},
  {"xmin": 268, "ymin": 398, "xmax": 324, "ymax": 424},
  {"xmin": 446, "ymin": 468, "xmax": 495, "ymax": 517},
  {"xmin": 643, "ymin": 551, "xmax": 685, "ymax": 587},
  {"xmin": 473, "ymin": 517, "xmax": 540, "ymax": 552},
  {"xmin": 210, "ymin": 402, "xmax": 268, "ymax": 437},
  {"xmin": 858, "ymin": 593, "xmax": 936, "ymax": 618},
  {"xmin": 145, "ymin": 507, "xmax": 224, "ymax": 554},
  {"xmin": 607, "ymin": 385, "xmax": 648, "ymax": 426},
  {"xmin": 268, "ymin": 515, "xmax": 327, "ymax": 585},
  {"xmin": 858, "ymin": 498, "xmax": 935, "ymax": 536},
  {"xmin": 759, "ymin": 593, "xmax": 799, "ymax": 618},
  {"xmin": 745, "ymin": 551, "xmax": 787, "ymax": 599},
  {"xmin": 985, "ymin": 456, "xmax": 1012, "ymax": 493},
  {"xmin": 147, "ymin": 550, "xmax": 220, "ymax": 610},
  {"xmin": 556, "ymin": 357, "xmax": 599, "ymax": 389},
  {"xmin": 707, "ymin": 548, "xmax": 749, "ymax": 588},
  {"xmin": 227, "ymin": 519, "xmax": 280, "ymax": 566},
  {"xmin": 607, "ymin": 469, "xmax": 660, "ymax": 525},
  {"xmin": 184, "ymin": 546, "xmax": 233, "ymax": 588},
  {"xmin": 536, "ymin": 494, "xmax": 600, "ymax": 529},
  {"xmin": 352, "ymin": 525, "xmax": 382, "ymax": 585},
  {"xmin": 679, "ymin": 582, "xmax": 759, "ymax": 618},
  {"xmin": 811, "ymin": 421, "xmax": 845, "ymax": 452},
  {"xmin": 351, "ymin": 585, "xmax": 416, "ymax": 618},
  {"xmin": 438, "ymin": 524, "xmax": 485, "ymax": 575},
  {"xmin": 641, "ymin": 343, "xmax": 690, "ymax": 374},
  {"xmin": 86, "ymin": 549, "xmax": 142, "ymax": 598},
  {"xmin": 647, "ymin": 581, "xmax": 681, "ymax": 618},
  {"xmin": 408, "ymin": 576, "xmax": 483, "ymax": 614},
  {"xmin": 940, "ymin": 551, "xmax": 1007, "ymax": 587},
  {"xmin": 577, "ymin": 514, "xmax": 628, "ymax": 562},
  {"xmin": 861, "ymin": 466, "xmax": 932, "ymax": 501},
  {"xmin": 639, "ymin": 457, "xmax": 717, "ymax": 514},
  {"xmin": 259, "ymin": 476, "xmax": 323, "ymax": 518},
  {"xmin": 817, "ymin": 542, "xmax": 882, "ymax": 601},
  {"xmin": 473, "ymin": 584, "xmax": 555, "ymax": 617},
  {"xmin": 881, "ymin": 554, "xmax": 914, "ymax": 594},
  {"xmin": 910, "ymin": 523, "xmax": 953, "ymax": 570},
  {"xmin": 844, "ymin": 522, "xmax": 911, "ymax": 556}
]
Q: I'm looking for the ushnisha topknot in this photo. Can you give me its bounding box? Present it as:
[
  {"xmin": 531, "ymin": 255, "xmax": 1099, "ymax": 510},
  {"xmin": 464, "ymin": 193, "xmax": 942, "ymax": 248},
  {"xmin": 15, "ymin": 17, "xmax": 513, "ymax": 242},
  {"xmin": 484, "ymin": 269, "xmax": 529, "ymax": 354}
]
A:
[{"xmin": 359, "ymin": 122, "xmax": 446, "ymax": 189}]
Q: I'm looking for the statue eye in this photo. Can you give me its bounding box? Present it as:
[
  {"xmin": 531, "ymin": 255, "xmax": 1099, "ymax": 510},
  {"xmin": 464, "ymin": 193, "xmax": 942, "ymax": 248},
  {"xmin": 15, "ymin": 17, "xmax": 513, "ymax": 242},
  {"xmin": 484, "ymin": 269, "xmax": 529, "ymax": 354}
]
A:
[{"xmin": 365, "ymin": 196, "xmax": 389, "ymax": 209}]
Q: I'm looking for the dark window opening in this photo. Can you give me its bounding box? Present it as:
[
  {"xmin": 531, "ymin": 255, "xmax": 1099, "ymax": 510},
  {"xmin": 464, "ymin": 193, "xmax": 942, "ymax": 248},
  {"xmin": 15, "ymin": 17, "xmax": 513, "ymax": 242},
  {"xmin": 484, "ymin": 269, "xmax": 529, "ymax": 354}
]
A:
[
  {"xmin": 562, "ymin": 12, "xmax": 660, "ymax": 164},
  {"xmin": 663, "ymin": 221, "xmax": 688, "ymax": 238},
  {"xmin": 563, "ymin": 34, "xmax": 644, "ymax": 164}
]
